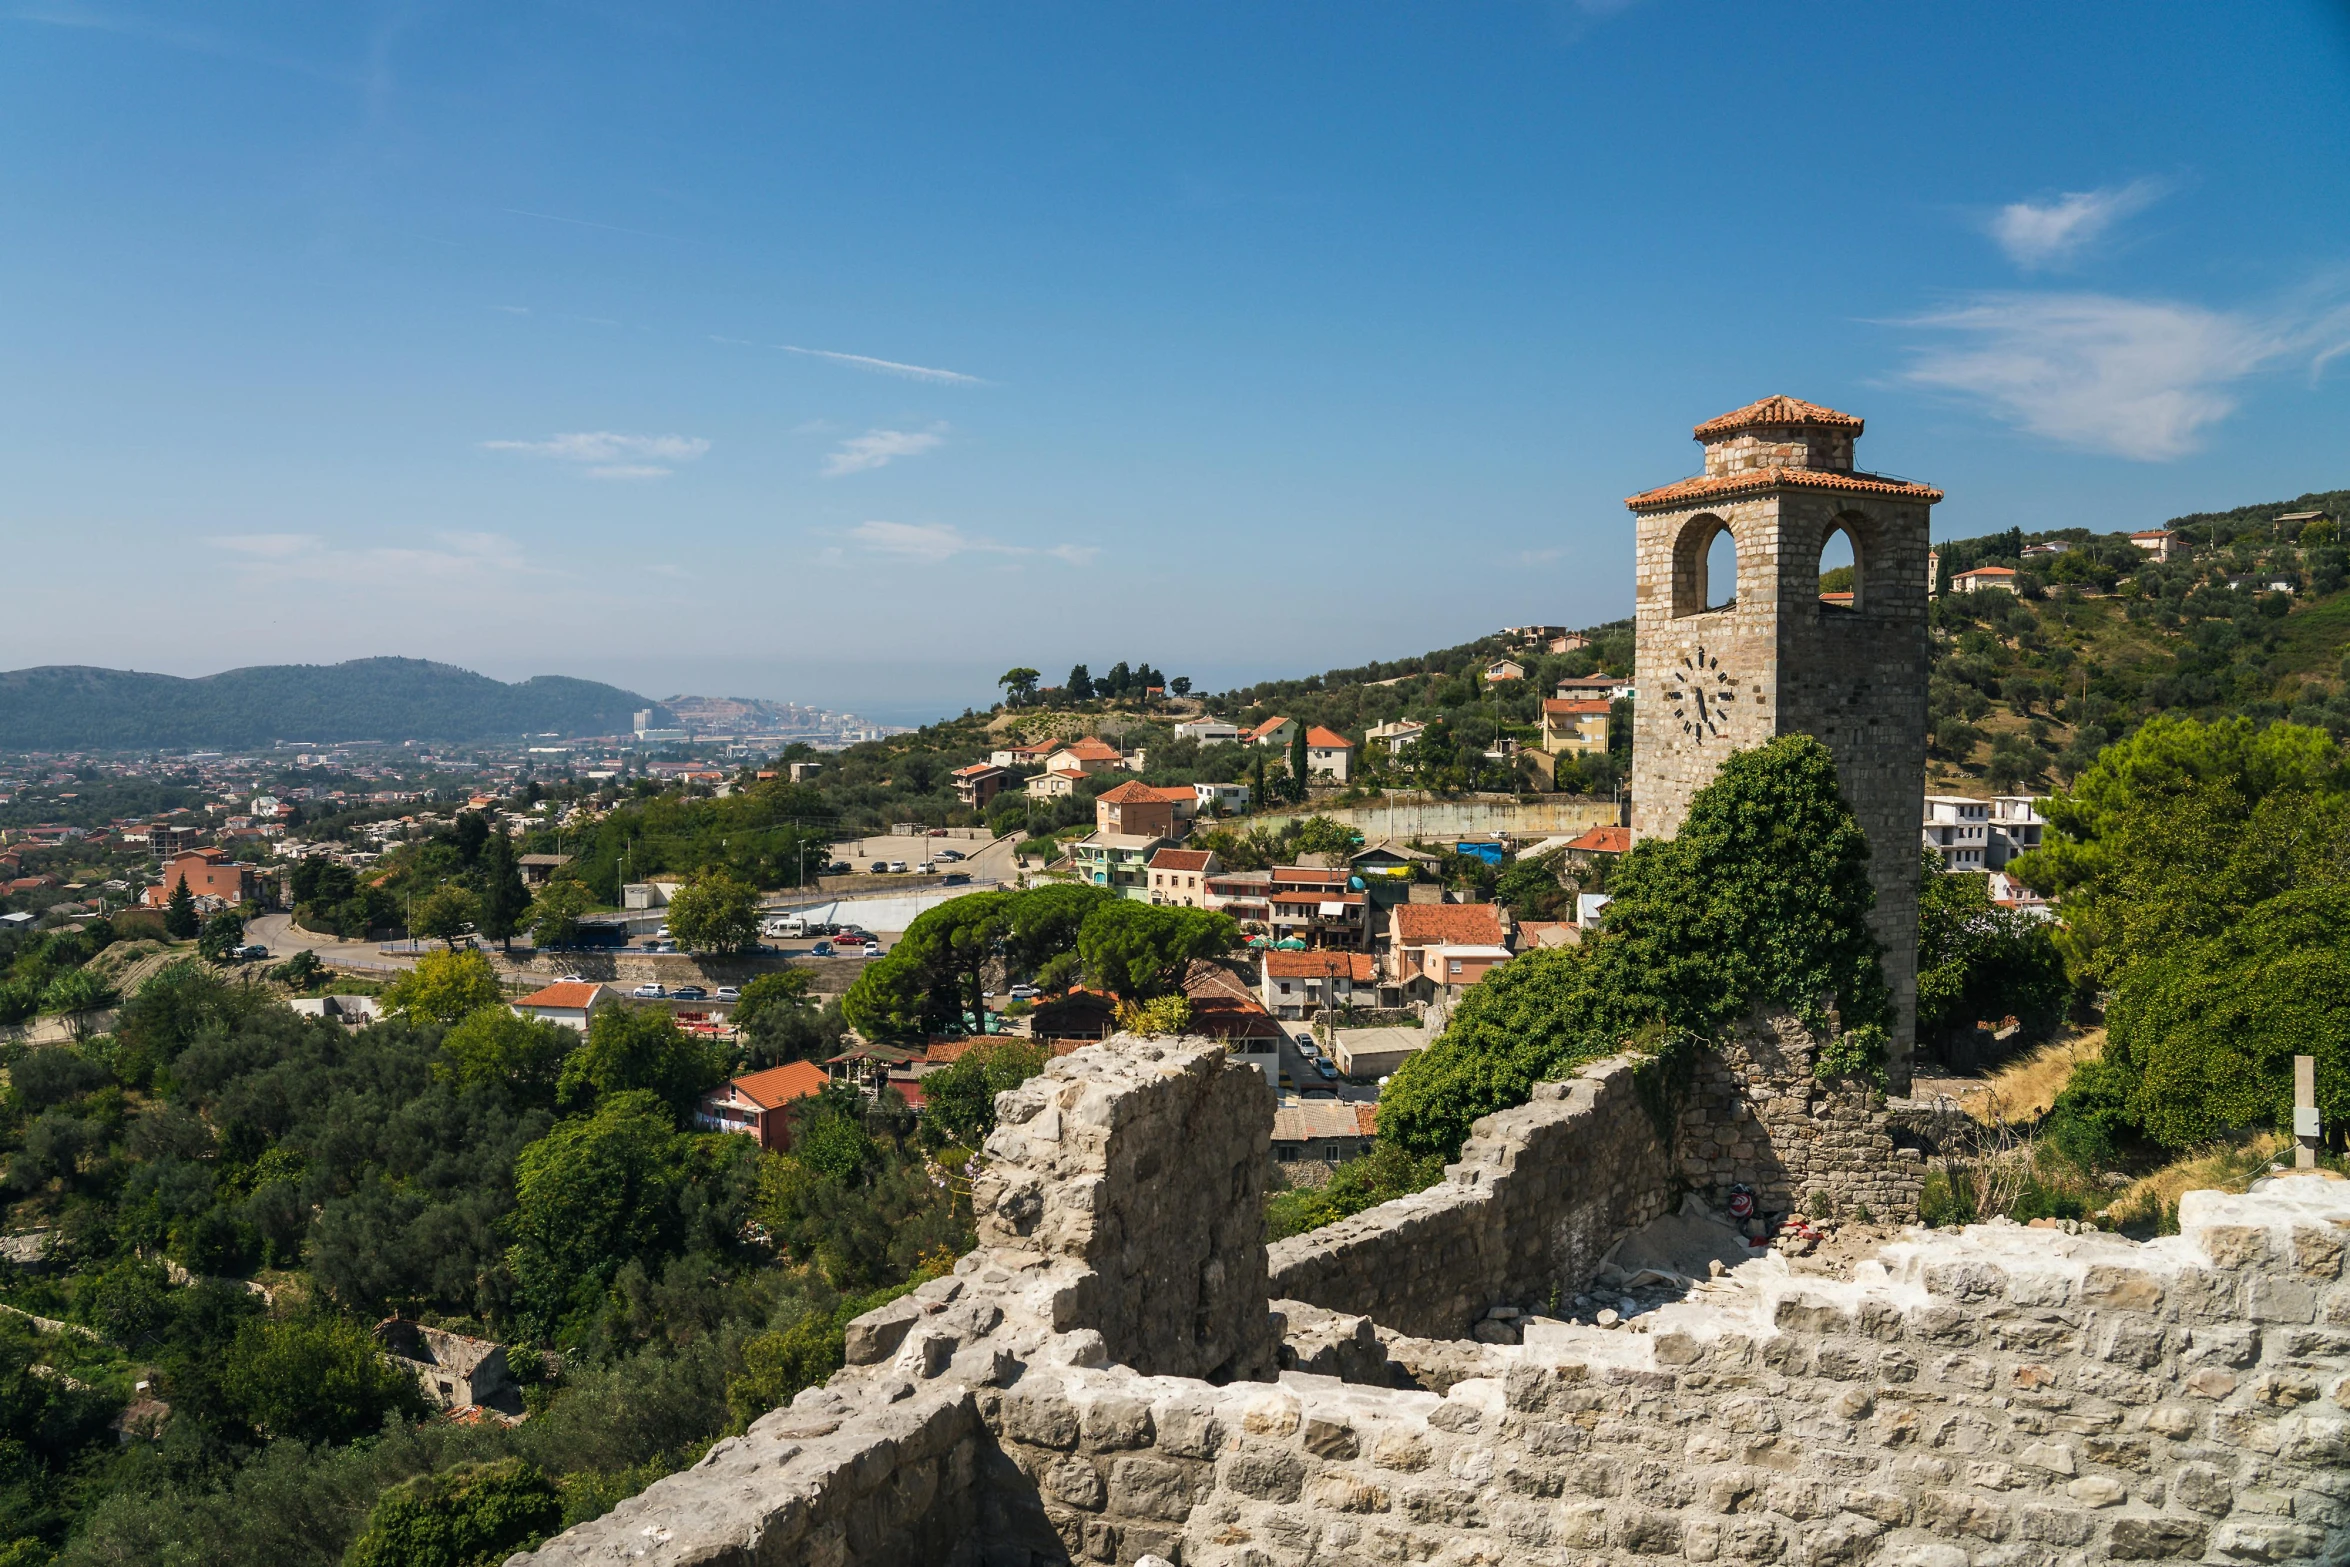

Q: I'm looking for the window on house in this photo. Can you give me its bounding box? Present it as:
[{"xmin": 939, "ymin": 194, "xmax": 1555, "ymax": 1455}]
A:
[{"xmin": 1449, "ymin": 960, "xmax": 1463, "ymax": 975}]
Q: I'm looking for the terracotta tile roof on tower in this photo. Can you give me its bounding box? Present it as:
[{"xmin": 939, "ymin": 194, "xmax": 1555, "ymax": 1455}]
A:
[
  {"xmin": 1625, "ymin": 466, "xmax": 1944, "ymax": 511},
  {"xmin": 1692, "ymin": 395, "xmax": 1865, "ymax": 440}
]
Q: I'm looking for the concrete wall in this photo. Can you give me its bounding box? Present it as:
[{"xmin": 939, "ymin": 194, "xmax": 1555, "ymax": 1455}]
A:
[{"xmin": 1265, "ymin": 1056, "xmax": 1679, "ymax": 1339}]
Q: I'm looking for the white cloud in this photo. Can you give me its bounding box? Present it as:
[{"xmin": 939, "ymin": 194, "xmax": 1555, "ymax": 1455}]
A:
[
  {"xmin": 205, "ymin": 530, "xmax": 536, "ymax": 582},
  {"xmin": 850, "ymin": 520, "xmax": 1094, "ymax": 566},
  {"xmin": 780, "ymin": 345, "xmax": 987, "ymax": 386},
  {"xmin": 1901, "ymin": 293, "xmax": 2291, "ymax": 459},
  {"xmin": 823, "ymin": 427, "xmax": 945, "ymax": 477},
  {"xmin": 481, "ymin": 431, "xmax": 710, "ymax": 480},
  {"xmin": 1989, "ymin": 179, "xmax": 2162, "ymax": 269}
]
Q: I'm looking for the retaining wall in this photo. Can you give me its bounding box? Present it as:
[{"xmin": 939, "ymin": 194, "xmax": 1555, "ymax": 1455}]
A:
[{"xmin": 1247, "ymin": 792, "xmax": 1620, "ymax": 844}]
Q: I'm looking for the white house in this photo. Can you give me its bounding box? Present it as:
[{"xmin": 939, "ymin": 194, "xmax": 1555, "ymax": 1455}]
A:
[
  {"xmin": 1923, "ymin": 796, "xmax": 1991, "ymax": 870},
  {"xmin": 511, "ymin": 981, "xmax": 618, "ymax": 1030},
  {"xmin": 1950, "ymin": 566, "xmax": 2017, "ymax": 595},
  {"xmin": 1193, "ymin": 780, "xmax": 1251, "ymax": 813},
  {"xmin": 1174, "ymin": 719, "xmax": 1242, "ymax": 743},
  {"xmin": 1302, "ymin": 727, "xmax": 1356, "ymax": 783}
]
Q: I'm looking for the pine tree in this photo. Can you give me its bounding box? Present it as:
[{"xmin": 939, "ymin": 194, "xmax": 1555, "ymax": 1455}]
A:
[{"xmin": 163, "ymin": 875, "xmax": 199, "ymax": 940}]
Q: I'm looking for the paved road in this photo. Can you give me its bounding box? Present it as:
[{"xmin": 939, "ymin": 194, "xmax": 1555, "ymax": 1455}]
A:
[{"xmin": 245, "ymin": 912, "xmax": 419, "ymax": 973}]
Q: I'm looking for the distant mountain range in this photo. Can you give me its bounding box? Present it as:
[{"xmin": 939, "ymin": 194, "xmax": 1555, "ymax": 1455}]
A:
[{"xmin": 0, "ymin": 659, "xmax": 649, "ymax": 751}]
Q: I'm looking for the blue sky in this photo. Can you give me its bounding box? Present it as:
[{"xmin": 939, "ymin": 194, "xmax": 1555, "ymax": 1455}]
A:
[{"xmin": 4, "ymin": 3, "xmax": 2348, "ymax": 725}]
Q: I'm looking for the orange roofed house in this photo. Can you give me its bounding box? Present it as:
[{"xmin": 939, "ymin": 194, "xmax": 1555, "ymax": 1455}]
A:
[
  {"xmin": 1093, "ymin": 780, "xmax": 1197, "ymax": 840},
  {"xmin": 1388, "ymin": 902, "xmax": 1512, "ymax": 1004},
  {"xmin": 510, "ymin": 981, "xmax": 618, "ymax": 1030},
  {"xmin": 1302, "ymin": 727, "xmax": 1356, "ymax": 784},
  {"xmin": 1541, "ymin": 699, "xmax": 1611, "ymax": 757},
  {"xmin": 1146, "ymin": 846, "xmax": 1219, "ymax": 908},
  {"xmin": 695, "ymin": 1061, "xmax": 829, "ymax": 1151},
  {"xmin": 141, "ymin": 849, "xmax": 267, "ymax": 912}
]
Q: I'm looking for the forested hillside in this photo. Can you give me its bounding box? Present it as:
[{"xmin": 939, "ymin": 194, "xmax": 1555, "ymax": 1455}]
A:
[{"xmin": 0, "ymin": 661, "xmax": 646, "ymax": 750}]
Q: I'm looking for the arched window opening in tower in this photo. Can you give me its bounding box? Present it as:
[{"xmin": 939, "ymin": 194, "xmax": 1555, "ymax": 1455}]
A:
[
  {"xmin": 1818, "ymin": 523, "xmax": 1860, "ymax": 612},
  {"xmin": 1703, "ymin": 526, "xmax": 1737, "ymax": 611}
]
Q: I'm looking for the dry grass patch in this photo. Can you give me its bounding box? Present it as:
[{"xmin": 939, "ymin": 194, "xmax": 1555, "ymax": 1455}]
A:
[{"xmin": 1956, "ymin": 1028, "xmax": 2103, "ymax": 1126}]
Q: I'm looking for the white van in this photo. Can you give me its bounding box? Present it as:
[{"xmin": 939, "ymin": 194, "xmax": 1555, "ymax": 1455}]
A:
[{"xmin": 762, "ymin": 915, "xmax": 809, "ymax": 939}]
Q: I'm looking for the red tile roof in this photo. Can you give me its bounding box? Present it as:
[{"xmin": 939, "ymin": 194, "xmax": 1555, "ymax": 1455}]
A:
[
  {"xmin": 1184, "ymin": 994, "xmax": 1285, "ymax": 1040},
  {"xmin": 951, "ymin": 762, "xmax": 1006, "ymax": 778},
  {"xmin": 730, "ymin": 1060, "xmax": 829, "ymax": 1110},
  {"xmin": 1150, "ymin": 848, "xmax": 1214, "ymax": 872},
  {"xmin": 1271, "ymin": 866, "xmax": 1347, "ymax": 885},
  {"xmin": 1625, "ymin": 466, "xmax": 1943, "ymax": 511},
  {"xmin": 1566, "ymin": 825, "xmax": 1632, "ymax": 854},
  {"xmin": 1263, "ymin": 951, "xmax": 1378, "ymax": 981},
  {"xmin": 1954, "ymin": 565, "xmax": 2015, "ymax": 579},
  {"xmin": 1056, "ymin": 738, "xmax": 1123, "ymax": 760},
  {"xmin": 515, "ymin": 981, "xmax": 609, "ymax": 1010},
  {"xmin": 1303, "ymin": 726, "xmax": 1354, "ymax": 749},
  {"xmin": 1246, "ymin": 717, "xmax": 1292, "ymax": 741},
  {"xmin": 1391, "ymin": 903, "xmax": 1507, "ymax": 946},
  {"xmin": 1543, "ymin": 698, "xmax": 1611, "ymax": 716},
  {"xmin": 1692, "ymin": 396, "xmax": 1865, "ymax": 440},
  {"xmin": 1095, "ymin": 779, "xmax": 1159, "ymax": 804}
]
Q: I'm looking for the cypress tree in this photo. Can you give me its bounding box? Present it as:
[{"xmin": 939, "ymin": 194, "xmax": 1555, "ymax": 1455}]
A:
[
  {"xmin": 480, "ymin": 832, "xmax": 530, "ymax": 951},
  {"xmin": 163, "ymin": 875, "xmax": 199, "ymax": 940},
  {"xmin": 1287, "ymin": 722, "xmax": 1310, "ymax": 801}
]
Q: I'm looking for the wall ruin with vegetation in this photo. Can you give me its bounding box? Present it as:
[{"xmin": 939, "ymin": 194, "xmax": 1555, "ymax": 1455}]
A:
[{"xmin": 514, "ymin": 1035, "xmax": 2350, "ymax": 1567}]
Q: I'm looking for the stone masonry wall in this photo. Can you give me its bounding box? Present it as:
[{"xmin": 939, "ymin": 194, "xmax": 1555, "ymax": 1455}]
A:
[
  {"xmin": 970, "ymin": 1037, "xmax": 1279, "ymax": 1384},
  {"xmin": 514, "ymin": 1035, "xmax": 2350, "ymax": 1567},
  {"xmin": 1265, "ymin": 1056, "xmax": 1677, "ymax": 1339},
  {"xmin": 1678, "ymin": 1011, "xmax": 1928, "ymax": 1225}
]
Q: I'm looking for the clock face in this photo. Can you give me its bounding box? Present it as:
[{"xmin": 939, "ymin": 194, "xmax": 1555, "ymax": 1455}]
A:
[{"xmin": 1666, "ymin": 646, "xmax": 1737, "ymax": 742}]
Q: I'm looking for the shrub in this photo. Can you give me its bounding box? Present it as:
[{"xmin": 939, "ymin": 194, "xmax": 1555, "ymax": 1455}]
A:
[{"xmin": 344, "ymin": 1458, "xmax": 562, "ymax": 1567}]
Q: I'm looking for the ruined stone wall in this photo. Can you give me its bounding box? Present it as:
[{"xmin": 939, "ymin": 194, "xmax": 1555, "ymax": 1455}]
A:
[
  {"xmin": 1264, "ymin": 1057, "xmax": 1677, "ymax": 1339},
  {"xmin": 970, "ymin": 1036, "xmax": 1278, "ymax": 1384},
  {"xmin": 513, "ymin": 1035, "xmax": 2350, "ymax": 1567},
  {"xmin": 1678, "ymin": 1011, "xmax": 1928, "ymax": 1225}
]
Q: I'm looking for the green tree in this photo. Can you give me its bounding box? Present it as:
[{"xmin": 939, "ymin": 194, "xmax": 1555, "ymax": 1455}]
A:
[
  {"xmin": 435, "ymin": 1007, "xmax": 574, "ymax": 1105},
  {"xmin": 478, "ymin": 832, "xmax": 531, "ymax": 952},
  {"xmin": 265, "ymin": 948, "xmax": 326, "ymax": 990},
  {"xmin": 1913, "ymin": 850, "xmax": 2070, "ymax": 1045},
  {"xmin": 556, "ymin": 1003, "xmax": 727, "ymax": 1121},
  {"xmin": 196, "ymin": 910, "xmax": 247, "ymax": 963},
  {"xmin": 1076, "ymin": 901, "xmax": 1237, "ymax": 1002},
  {"xmin": 526, "ymin": 877, "xmax": 594, "ymax": 950},
  {"xmin": 507, "ymin": 1089, "xmax": 692, "ymax": 1329},
  {"xmin": 2012, "ymin": 716, "xmax": 2348, "ymax": 988},
  {"xmin": 996, "ymin": 667, "xmax": 1041, "ymax": 707},
  {"xmin": 410, "ymin": 885, "xmax": 479, "ymax": 950},
  {"xmin": 344, "ymin": 1458, "xmax": 563, "ymax": 1567},
  {"xmin": 219, "ymin": 1313, "xmax": 423, "ymax": 1445},
  {"xmin": 39, "ymin": 966, "xmax": 114, "ymax": 1017},
  {"xmin": 380, "ymin": 948, "xmax": 505, "ymax": 1026},
  {"xmin": 2098, "ymin": 887, "xmax": 2350, "ymax": 1150},
  {"xmin": 919, "ymin": 1041, "xmax": 1050, "ymax": 1147},
  {"xmin": 163, "ymin": 875, "xmax": 200, "ymax": 940},
  {"xmin": 1287, "ymin": 722, "xmax": 1310, "ymax": 800},
  {"xmin": 663, "ymin": 865, "xmax": 762, "ymax": 956},
  {"xmin": 1291, "ymin": 815, "xmax": 1357, "ymax": 863}
]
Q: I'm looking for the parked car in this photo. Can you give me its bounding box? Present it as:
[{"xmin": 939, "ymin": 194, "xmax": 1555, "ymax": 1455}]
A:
[
  {"xmin": 862, "ymin": 942, "xmax": 883, "ymax": 958},
  {"xmin": 672, "ymin": 985, "xmax": 708, "ymax": 1001},
  {"xmin": 715, "ymin": 986, "xmax": 741, "ymax": 1002},
  {"xmin": 811, "ymin": 941, "xmax": 835, "ymax": 957},
  {"xmin": 1297, "ymin": 1040, "xmax": 1321, "ymax": 1059},
  {"xmin": 1007, "ymin": 983, "xmax": 1041, "ymax": 1000},
  {"xmin": 1294, "ymin": 1033, "xmax": 1316, "ymax": 1047},
  {"xmin": 557, "ymin": 973, "xmax": 587, "ymax": 984},
  {"xmin": 942, "ymin": 872, "xmax": 971, "ymax": 885},
  {"xmin": 917, "ymin": 862, "xmax": 935, "ymax": 874},
  {"xmin": 632, "ymin": 983, "xmax": 668, "ymax": 999},
  {"xmin": 238, "ymin": 944, "xmax": 271, "ymax": 960},
  {"xmin": 888, "ymin": 861, "xmax": 908, "ymax": 874},
  {"xmin": 871, "ymin": 860, "xmax": 890, "ymax": 873},
  {"xmin": 826, "ymin": 860, "xmax": 852, "ymax": 875},
  {"xmin": 935, "ymin": 848, "xmax": 964, "ymax": 862},
  {"xmin": 1314, "ymin": 1059, "xmax": 1340, "ymax": 1080}
]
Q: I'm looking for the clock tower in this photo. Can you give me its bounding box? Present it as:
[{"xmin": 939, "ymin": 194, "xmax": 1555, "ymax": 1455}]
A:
[{"xmin": 1626, "ymin": 397, "xmax": 1939, "ymax": 1089}]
